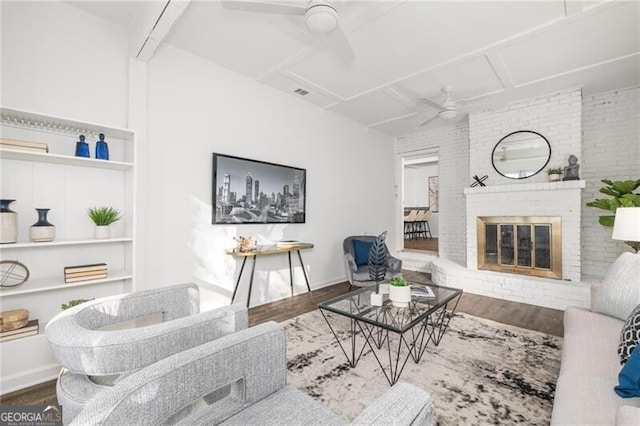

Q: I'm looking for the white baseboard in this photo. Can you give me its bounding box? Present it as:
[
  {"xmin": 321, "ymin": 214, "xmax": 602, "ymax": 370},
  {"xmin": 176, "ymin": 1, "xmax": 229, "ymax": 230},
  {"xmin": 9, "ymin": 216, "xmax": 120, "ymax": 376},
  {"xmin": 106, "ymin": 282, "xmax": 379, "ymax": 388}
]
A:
[{"xmin": 1, "ymin": 363, "xmax": 59, "ymax": 395}]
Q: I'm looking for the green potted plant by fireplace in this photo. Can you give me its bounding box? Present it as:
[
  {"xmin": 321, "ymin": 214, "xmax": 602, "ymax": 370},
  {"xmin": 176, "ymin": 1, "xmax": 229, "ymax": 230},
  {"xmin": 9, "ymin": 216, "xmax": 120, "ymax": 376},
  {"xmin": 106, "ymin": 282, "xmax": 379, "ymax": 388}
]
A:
[
  {"xmin": 587, "ymin": 179, "xmax": 640, "ymax": 252},
  {"xmin": 88, "ymin": 206, "xmax": 122, "ymax": 239},
  {"xmin": 389, "ymin": 277, "xmax": 411, "ymax": 307}
]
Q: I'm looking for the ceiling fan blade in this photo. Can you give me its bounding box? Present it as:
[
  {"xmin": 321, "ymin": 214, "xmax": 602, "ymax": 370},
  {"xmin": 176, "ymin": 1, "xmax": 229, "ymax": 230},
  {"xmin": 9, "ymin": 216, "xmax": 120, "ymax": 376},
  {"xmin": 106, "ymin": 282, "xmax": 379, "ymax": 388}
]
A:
[
  {"xmin": 323, "ymin": 25, "xmax": 355, "ymax": 63},
  {"xmin": 418, "ymin": 115, "xmax": 439, "ymax": 127},
  {"xmin": 419, "ymin": 97, "xmax": 444, "ymax": 111},
  {"xmin": 220, "ymin": 0, "xmax": 306, "ymax": 16}
]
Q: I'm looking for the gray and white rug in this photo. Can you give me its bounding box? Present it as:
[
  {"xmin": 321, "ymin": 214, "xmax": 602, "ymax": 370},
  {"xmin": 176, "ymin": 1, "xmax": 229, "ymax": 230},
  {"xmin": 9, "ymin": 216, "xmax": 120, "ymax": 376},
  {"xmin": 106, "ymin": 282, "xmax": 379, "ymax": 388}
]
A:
[{"xmin": 284, "ymin": 309, "xmax": 562, "ymax": 425}]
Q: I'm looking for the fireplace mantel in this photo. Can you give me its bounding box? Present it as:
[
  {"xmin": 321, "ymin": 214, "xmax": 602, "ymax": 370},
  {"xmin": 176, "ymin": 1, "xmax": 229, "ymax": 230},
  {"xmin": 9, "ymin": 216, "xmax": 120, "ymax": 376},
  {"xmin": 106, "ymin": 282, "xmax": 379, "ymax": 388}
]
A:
[{"xmin": 464, "ymin": 180, "xmax": 585, "ymax": 196}]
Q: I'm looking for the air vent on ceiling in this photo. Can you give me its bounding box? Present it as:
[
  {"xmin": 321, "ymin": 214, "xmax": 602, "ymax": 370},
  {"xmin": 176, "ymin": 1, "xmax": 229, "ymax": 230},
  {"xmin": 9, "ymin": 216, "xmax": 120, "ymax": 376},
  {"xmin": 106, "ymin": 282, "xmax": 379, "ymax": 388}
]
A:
[{"xmin": 294, "ymin": 88, "xmax": 309, "ymax": 96}]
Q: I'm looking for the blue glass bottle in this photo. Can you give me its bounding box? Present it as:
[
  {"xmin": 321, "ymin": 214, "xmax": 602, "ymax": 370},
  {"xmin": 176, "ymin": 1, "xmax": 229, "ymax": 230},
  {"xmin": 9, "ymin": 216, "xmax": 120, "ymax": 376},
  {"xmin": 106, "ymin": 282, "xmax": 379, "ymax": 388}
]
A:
[
  {"xmin": 95, "ymin": 133, "xmax": 109, "ymax": 160},
  {"xmin": 75, "ymin": 135, "xmax": 90, "ymax": 158}
]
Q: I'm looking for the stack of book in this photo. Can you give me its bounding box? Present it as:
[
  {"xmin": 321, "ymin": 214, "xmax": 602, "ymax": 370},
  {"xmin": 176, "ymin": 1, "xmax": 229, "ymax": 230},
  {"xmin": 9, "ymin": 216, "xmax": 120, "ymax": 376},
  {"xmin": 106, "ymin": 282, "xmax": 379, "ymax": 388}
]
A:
[
  {"xmin": 0, "ymin": 138, "xmax": 49, "ymax": 153},
  {"xmin": 276, "ymin": 240, "xmax": 300, "ymax": 248},
  {"xmin": 64, "ymin": 263, "xmax": 108, "ymax": 283},
  {"xmin": 0, "ymin": 319, "xmax": 39, "ymax": 342}
]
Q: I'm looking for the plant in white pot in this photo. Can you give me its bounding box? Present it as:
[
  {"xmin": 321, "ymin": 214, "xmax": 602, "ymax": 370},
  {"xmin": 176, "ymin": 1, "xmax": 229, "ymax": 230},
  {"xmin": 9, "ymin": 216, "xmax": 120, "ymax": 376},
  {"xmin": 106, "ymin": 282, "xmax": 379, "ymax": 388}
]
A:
[
  {"xmin": 388, "ymin": 277, "xmax": 411, "ymax": 308},
  {"xmin": 88, "ymin": 206, "xmax": 121, "ymax": 239},
  {"xmin": 547, "ymin": 167, "xmax": 563, "ymax": 182}
]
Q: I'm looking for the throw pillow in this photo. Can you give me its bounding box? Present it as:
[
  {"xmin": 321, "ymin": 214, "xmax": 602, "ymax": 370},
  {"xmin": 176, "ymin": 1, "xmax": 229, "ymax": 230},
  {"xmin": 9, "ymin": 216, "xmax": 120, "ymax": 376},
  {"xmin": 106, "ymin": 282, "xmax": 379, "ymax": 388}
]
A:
[
  {"xmin": 619, "ymin": 304, "xmax": 640, "ymax": 365},
  {"xmin": 615, "ymin": 344, "xmax": 640, "ymax": 398},
  {"xmin": 353, "ymin": 239, "xmax": 373, "ymax": 267},
  {"xmin": 593, "ymin": 252, "xmax": 640, "ymax": 321}
]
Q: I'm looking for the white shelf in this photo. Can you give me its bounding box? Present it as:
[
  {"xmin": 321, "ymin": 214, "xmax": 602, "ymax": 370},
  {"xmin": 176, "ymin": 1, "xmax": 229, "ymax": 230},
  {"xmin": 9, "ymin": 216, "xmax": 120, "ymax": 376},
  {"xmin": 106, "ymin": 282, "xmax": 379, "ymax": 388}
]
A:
[
  {"xmin": 1, "ymin": 106, "xmax": 134, "ymax": 139},
  {"xmin": 0, "ymin": 270, "xmax": 133, "ymax": 297},
  {"xmin": 464, "ymin": 179, "xmax": 586, "ymax": 195},
  {"xmin": 0, "ymin": 147, "xmax": 133, "ymax": 170},
  {"xmin": 2, "ymin": 237, "xmax": 133, "ymax": 249}
]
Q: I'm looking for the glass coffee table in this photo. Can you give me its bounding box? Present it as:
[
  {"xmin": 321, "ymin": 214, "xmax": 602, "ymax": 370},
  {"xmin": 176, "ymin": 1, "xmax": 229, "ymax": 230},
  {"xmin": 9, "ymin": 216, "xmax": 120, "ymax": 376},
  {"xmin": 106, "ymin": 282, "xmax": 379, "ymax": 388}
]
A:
[{"xmin": 318, "ymin": 282, "xmax": 462, "ymax": 385}]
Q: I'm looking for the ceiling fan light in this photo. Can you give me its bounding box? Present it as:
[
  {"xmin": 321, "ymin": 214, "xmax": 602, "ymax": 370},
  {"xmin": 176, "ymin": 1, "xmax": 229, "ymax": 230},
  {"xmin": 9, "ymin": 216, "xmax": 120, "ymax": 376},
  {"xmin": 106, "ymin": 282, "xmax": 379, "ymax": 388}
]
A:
[
  {"xmin": 438, "ymin": 109, "xmax": 457, "ymax": 120},
  {"xmin": 305, "ymin": 3, "xmax": 337, "ymax": 33}
]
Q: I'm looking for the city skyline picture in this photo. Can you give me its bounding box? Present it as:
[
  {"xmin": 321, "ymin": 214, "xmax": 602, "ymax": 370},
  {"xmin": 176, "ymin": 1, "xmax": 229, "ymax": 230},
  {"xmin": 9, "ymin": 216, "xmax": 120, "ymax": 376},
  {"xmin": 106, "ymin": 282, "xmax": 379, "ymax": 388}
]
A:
[{"xmin": 212, "ymin": 153, "xmax": 306, "ymax": 224}]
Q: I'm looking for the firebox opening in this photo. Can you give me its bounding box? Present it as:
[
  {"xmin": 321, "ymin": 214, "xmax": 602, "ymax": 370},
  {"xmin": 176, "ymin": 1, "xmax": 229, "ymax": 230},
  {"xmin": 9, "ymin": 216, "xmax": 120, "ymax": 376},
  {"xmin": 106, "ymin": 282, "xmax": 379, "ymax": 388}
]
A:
[{"xmin": 477, "ymin": 216, "xmax": 562, "ymax": 279}]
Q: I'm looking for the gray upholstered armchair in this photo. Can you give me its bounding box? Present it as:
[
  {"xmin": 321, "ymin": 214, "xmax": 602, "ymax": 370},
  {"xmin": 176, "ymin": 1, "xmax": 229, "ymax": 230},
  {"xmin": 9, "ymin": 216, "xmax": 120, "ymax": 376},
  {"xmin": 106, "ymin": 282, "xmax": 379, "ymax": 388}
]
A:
[
  {"xmin": 70, "ymin": 321, "xmax": 434, "ymax": 425},
  {"xmin": 343, "ymin": 235, "xmax": 402, "ymax": 289},
  {"xmin": 46, "ymin": 283, "xmax": 247, "ymax": 424}
]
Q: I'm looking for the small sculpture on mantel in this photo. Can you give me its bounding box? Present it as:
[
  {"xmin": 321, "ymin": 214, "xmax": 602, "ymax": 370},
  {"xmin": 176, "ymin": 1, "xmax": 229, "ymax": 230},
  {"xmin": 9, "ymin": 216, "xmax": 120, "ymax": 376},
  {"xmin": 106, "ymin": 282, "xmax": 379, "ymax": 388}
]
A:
[{"xmin": 563, "ymin": 155, "xmax": 580, "ymax": 181}]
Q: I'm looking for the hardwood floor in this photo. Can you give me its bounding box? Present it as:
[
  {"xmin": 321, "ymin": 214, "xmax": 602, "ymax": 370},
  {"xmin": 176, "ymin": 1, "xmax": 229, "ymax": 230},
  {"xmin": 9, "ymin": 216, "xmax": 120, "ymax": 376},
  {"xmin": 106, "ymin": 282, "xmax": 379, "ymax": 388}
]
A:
[
  {"xmin": 1, "ymin": 272, "xmax": 564, "ymax": 405},
  {"xmin": 403, "ymin": 237, "xmax": 438, "ymax": 252}
]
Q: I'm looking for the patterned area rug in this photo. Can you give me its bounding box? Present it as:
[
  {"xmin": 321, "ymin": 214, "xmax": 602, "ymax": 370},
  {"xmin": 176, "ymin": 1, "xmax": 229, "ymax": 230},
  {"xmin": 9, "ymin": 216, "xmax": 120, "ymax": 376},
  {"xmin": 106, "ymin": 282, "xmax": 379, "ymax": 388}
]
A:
[{"xmin": 284, "ymin": 309, "xmax": 562, "ymax": 425}]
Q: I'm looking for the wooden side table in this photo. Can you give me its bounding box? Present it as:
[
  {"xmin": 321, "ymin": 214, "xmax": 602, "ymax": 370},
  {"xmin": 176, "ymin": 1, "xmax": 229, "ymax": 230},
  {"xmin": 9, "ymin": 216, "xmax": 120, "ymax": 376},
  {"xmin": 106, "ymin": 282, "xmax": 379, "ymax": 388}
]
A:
[{"xmin": 226, "ymin": 243, "xmax": 314, "ymax": 307}]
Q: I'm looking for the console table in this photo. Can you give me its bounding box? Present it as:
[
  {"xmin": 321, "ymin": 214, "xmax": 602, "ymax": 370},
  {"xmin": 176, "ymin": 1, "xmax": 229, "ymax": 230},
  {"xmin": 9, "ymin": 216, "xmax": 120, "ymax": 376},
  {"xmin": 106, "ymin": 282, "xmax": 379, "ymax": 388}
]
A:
[{"xmin": 226, "ymin": 243, "xmax": 314, "ymax": 307}]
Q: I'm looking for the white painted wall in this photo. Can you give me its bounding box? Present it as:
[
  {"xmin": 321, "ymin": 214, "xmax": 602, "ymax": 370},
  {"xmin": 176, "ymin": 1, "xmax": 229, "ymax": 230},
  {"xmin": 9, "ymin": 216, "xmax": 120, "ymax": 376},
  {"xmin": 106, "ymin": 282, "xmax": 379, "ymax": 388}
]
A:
[
  {"xmin": 1, "ymin": 1, "xmax": 129, "ymax": 128},
  {"xmin": 145, "ymin": 44, "xmax": 395, "ymax": 309}
]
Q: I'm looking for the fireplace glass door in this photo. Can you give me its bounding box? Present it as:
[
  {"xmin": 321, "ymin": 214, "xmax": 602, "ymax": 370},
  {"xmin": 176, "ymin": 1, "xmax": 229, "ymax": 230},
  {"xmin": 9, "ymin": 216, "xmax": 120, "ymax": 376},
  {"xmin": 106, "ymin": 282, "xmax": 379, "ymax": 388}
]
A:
[{"xmin": 477, "ymin": 216, "xmax": 561, "ymax": 279}]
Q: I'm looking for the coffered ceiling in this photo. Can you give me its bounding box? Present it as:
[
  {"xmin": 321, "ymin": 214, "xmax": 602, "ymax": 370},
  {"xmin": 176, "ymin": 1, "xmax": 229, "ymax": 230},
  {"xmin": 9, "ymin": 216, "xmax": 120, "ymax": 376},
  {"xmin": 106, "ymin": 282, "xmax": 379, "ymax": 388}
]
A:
[{"xmin": 69, "ymin": 0, "xmax": 640, "ymax": 137}]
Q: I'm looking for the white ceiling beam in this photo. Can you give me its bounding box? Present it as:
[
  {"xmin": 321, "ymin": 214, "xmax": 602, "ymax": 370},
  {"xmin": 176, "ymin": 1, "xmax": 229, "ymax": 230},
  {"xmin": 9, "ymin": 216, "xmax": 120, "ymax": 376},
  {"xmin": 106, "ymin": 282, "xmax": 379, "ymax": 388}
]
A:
[
  {"xmin": 564, "ymin": 0, "xmax": 585, "ymax": 17},
  {"xmin": 129, "ymin": 0, "xmax": 191, "ymax": 63},
  {"xmin": 485, "ymin": 52, "xmax": 515, "ymax": 90}
]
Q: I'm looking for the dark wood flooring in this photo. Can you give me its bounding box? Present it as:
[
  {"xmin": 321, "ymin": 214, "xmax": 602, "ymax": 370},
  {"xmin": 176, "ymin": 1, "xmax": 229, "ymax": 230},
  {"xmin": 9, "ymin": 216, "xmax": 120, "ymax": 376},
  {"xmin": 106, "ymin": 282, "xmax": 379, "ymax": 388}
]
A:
[
  {"xmin": 404, "ymin": 238, "xmax": 438, "ymax": 251},
  {"xmin": 1, "ymin": 271, "xmax": 564, "ymax": 405}
]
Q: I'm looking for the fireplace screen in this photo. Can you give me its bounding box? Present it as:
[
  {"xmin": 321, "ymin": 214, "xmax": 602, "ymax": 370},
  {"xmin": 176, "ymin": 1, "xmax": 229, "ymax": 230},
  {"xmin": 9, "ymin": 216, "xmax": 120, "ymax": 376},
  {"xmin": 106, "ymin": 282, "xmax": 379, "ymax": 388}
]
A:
[{"xmin": 477, "ymin": 216, "xmax": 561, "ymax": 279}]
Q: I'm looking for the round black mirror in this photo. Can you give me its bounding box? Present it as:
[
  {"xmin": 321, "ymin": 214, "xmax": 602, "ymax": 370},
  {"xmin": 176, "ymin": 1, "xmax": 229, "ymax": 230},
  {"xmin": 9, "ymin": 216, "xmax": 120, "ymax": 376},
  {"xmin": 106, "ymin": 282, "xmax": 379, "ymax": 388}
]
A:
[{"xmin": 491, "ymin": 130, "xmax": 551, "ymax": 179}]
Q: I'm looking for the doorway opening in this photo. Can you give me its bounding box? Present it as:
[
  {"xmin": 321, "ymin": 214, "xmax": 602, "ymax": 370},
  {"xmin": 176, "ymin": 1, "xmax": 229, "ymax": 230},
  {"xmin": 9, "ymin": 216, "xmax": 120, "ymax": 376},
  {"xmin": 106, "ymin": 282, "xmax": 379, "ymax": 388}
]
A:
[{"xmin": 402, "ymin": 153, "xmax": 438, "ymax": 254}]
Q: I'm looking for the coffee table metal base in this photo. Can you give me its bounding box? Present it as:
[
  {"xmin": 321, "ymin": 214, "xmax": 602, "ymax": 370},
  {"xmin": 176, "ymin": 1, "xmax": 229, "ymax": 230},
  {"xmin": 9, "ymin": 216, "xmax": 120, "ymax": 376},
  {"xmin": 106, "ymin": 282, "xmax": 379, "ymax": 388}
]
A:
[{"xmin": 320, "ymin": 294, "xmax": 461, "ymax": 385}]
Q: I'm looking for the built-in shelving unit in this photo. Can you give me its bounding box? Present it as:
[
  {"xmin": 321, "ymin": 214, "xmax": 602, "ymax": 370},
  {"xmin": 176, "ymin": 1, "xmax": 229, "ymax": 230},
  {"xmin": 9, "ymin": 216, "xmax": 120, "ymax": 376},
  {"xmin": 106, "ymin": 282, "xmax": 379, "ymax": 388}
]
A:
[{"xmin": 0, "ymin": 105, "xmax": 136, "ymax": 393}]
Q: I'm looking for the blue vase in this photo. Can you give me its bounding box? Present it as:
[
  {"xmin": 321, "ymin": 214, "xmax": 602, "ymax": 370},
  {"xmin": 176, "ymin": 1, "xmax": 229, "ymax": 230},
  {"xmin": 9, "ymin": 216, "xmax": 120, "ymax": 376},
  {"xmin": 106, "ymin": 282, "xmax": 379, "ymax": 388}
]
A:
[
  {"xmin": 95, "ymin": 133, "xmax": 109, "ymax": 160},
  {"xmin": 75, "ymin": 135, "xmax": 90, "ymax": 158}
]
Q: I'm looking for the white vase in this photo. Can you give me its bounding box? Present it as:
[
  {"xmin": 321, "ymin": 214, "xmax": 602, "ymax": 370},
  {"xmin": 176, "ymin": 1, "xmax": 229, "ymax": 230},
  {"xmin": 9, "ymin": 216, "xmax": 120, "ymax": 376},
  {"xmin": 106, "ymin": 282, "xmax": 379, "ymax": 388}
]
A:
[
  {"xmin": 0, "ymin": 212, "xmax": 18, "ymax": 244},
  {"xmin": 94, "ymin": 226, "xmax": 110, "ymax": 239},
  {"xmin": 548, "ymin": 173, "xmax": 561, "ymax": 182},
  {"xmin": 389, "ymin": 285, "xmax": 412, "ymax": 307}
]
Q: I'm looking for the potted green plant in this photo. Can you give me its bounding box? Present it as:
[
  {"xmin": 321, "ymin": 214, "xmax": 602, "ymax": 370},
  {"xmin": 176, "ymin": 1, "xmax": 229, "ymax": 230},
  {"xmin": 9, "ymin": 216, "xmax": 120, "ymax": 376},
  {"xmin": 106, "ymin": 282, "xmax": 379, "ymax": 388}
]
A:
[
  {"xmin": 547, "ymin": 167, "xmax": 563, "ymax": 182},
  {"xmin": 88, "ymin": 206, "xmax": 121, "ymax": 239},
  {"xmin": 388, "ymin": 277, "xmax": 411, "ymax": 307},
  {"xmin": 61, "ymin": 298, "xmax": 93, "ymax": 310},
  {"xmin": 587, "ymin": 179, "xmax": 640, "ymax": 252}
]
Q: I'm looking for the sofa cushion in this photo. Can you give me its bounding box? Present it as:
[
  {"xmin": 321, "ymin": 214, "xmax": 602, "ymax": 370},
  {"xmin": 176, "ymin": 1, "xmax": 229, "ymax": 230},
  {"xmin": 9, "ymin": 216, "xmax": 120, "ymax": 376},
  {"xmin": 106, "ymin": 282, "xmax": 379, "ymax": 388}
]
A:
[
  {"xmin": 561, "ymin": 307, "xmax": 623, "ymax": 379},
  {"xmin": 616, "ymin": 344, "xmax": 640, "ymax": 398},
  {"xmin": 593, "ymin": 252, "xmax": 640, "ymax": 321},
  {"xmin": 620, "ymin": 304, "xmax": 640, "ymax": 365},
  {"xmin": 551, "ymin": 374, "xmax": 640, "ymax": 425},
  {"xmin": 352, "ymin": 240, "xmax": 373, "ymax": 267},
  {"xmin": 221, "ymin": 385, "xmax": 344, "ymax": 425}
]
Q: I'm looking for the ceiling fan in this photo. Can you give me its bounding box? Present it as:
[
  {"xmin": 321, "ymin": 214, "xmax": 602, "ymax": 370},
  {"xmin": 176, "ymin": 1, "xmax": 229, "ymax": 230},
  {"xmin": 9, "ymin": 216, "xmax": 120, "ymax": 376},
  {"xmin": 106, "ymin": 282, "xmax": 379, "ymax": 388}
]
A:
[
  {"xmin": 417, "ymin": 86, "xmax": 460, "ymax": 127},
  {"xmin": 220, "ymin": 0, "xmax": 355, "ymax": 62}
]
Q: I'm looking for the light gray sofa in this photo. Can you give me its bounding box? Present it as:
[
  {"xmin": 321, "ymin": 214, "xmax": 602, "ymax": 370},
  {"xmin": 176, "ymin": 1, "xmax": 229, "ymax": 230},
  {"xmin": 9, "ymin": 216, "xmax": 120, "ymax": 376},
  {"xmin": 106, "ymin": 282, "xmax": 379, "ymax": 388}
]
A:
[
  {"xmin": 46, "ymin": 284, "xmax": 248, "ymax": 424},
  {"xmin": 551, "ymin": 252, "xmax": 640, "ymax": 425},
  {"xmin": 71, "ymin": 321, "xmax": 434, "ymax": 425}
]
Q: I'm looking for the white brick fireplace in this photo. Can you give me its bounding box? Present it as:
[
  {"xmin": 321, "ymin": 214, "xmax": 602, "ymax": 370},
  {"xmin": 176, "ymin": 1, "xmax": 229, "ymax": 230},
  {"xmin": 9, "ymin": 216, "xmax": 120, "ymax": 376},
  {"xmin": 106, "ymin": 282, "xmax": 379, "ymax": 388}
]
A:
[
  {"xmin": 432, "ymin": 89, "xmax": 592, "ymax": 310},
  {"xmin": 465, "ymin": 180, "xmax": 585, "ymax": 281}
]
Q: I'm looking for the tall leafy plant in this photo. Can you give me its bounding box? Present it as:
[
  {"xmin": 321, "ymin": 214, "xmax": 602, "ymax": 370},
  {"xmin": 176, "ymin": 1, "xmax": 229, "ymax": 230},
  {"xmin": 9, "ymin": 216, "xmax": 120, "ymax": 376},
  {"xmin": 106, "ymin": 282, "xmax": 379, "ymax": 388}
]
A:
[{"xmin": 586, "ymin": 179, "xmax": 640, "ymax": 252}]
